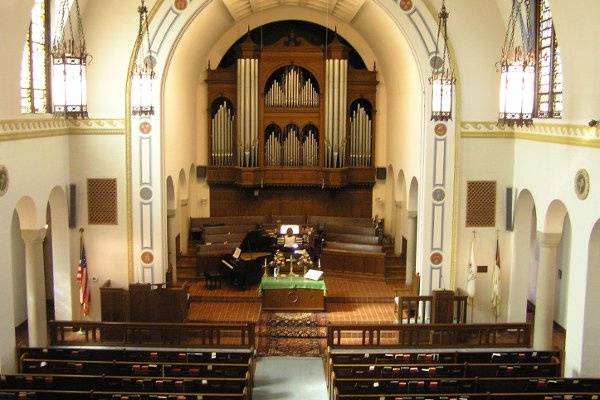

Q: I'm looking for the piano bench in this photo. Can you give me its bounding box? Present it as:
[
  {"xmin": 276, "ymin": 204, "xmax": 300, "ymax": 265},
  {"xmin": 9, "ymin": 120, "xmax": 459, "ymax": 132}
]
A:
[{"xmin": 204, "ymin": 271, "xmax": 223, "ymax": 290}]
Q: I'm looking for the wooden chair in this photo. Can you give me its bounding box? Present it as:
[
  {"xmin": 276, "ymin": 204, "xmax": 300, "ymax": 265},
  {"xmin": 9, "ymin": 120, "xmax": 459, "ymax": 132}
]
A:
[{"xmin": 204, "ymin": 268, "xmax": 223, "ymax": 290}]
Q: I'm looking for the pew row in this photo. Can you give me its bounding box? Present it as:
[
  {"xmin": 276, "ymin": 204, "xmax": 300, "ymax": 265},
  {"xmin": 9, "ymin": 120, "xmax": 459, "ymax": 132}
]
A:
[{"xmin": 47, "ymin": 321, "xmax": 256, "ymax": 349}]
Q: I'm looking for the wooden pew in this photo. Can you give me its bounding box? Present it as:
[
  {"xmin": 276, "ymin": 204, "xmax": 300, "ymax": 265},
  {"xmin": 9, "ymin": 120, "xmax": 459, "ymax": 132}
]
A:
[
  {"xmin": 326, "ymin": 232, "xmax": 380, "ymax": 246},
  {"xmin": 308, "ymin": 216, "xmax": 373, "ymax": 228},
  {"xmin": 320, "ymin": 248, "xmax": 386, "ymax": 278}
]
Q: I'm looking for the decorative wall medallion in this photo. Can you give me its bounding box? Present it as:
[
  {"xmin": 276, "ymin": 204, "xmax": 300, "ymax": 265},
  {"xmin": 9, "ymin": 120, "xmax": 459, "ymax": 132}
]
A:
[
  {"xmin": 430, "ymin": 252, "xmax": 443, "ymax": 265},
  {"xmin": 399, "ymin": 0, "xmax": 413, "ymax": 11},
  {"xmin": 574, "ymin": 169, "xmax": 590, "ymax": 200},
  {"xmin": 0, "ymin": 165, "xmax": 8, "ymax": 196},
  {"xmin": 140, "ymin": 186, "xmax": 153, "ymax": 202},
  {"xmin": 434, "ymin": 123, "xmax": 447, "ymax": 137},
  {"xmin": 430, "ymin": 55, "xmax": 444, "ymax": 70},
  {"xmin": 139, "ymin": 121, "xmax": 152, "ymax": 135},
  {"xmin": 141, "ymin": 251, "xmax": 155, "ymax": 265},
  {"xmin": 432, "ymin": 188, "xmax": 445, "ymax": 202},
  {"xmin": 174, "ymin": 0, "xmax": 188, "ymax": 11}
]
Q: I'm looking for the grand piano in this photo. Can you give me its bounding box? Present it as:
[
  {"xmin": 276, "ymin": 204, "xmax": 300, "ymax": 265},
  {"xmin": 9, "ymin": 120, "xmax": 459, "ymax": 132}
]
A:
[{"xmin": 220, "ymin": 229, "xmax": 277, "ymax": 289}]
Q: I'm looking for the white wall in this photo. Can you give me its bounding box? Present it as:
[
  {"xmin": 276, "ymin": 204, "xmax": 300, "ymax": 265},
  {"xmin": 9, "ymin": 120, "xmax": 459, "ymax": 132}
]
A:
[{"xmin": 68, "ymin": 135, "xmax": 128, "ymax": 320}]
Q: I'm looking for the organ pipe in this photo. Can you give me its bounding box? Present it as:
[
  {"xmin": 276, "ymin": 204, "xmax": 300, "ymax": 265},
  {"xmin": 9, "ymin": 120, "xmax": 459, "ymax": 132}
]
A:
[
  {"xmin": 349, "ymin": 103, "xmax": 373, "ymax": 166},
  {"xmin": 325, "ymin": 58, "xmax": 348, "ymax": 168},
  {"xmin": 265, "ymin": 66, "xmax": 319, "ymax": 108},
  {"xmin": 210, "ymin": 101, "xmax": 235, "ymax": 166},
  {"xmin": 236, "ymin": 58, "xmax": 259, "ymax": 167}
]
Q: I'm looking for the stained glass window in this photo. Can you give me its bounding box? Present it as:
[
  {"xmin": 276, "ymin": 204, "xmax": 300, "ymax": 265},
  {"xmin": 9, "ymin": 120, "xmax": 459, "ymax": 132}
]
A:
[
  {"xmin": 20, "ymin": 0, "xmax": 50, "ymax": 114},
  {"xmin": 535, "ymin": 0, "xmax": 562, "ymax": 119}
]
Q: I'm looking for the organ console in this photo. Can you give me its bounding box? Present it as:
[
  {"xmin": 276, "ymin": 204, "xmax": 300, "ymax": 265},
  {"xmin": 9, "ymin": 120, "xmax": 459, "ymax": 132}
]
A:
[{"xmin": 205, "ymin": 23, "xmax": 378, "ymax": 189}]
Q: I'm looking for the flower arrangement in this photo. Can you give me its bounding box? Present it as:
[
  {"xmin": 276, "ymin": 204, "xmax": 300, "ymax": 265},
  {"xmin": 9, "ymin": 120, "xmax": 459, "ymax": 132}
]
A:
[
  {"xmin": 297, "ymin": 250, "xmax": 314, "ymax": 275},
  {"xmin": 272, "ymin": 250, "xmax": 286, "ymax": 277}
]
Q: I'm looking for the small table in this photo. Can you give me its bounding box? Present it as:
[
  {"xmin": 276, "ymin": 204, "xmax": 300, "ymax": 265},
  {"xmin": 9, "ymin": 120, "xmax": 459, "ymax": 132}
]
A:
[{"xmin": 259, "ymin": 276, "xmax": 326, "ymax": 311}]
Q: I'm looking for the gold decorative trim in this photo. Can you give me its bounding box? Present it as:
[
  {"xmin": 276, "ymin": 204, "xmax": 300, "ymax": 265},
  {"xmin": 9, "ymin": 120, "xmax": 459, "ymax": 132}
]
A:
[
  {"xmin": 0, "ymin": 118, "xmax": 126, "ymax": 142},
  {"xmin": 460, "ymin": 120, "xmax": 600, "ymax": 148}
]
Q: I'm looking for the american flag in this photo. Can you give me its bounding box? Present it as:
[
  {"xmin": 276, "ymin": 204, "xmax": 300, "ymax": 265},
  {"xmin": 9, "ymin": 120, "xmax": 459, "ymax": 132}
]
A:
[{"xmin": 76, "ymin": 236, "xmax": 91, "ymax": 316}]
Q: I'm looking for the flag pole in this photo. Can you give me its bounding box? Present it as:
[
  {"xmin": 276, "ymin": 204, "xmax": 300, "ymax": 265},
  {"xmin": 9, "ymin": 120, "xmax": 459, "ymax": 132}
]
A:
[
  {"xmin": 77, "ymin": 228, "xmax": 86, "ymax": 335},
  {"xmin": 469, "ymin": 230, "xmax": 476, "ymax": 324},
  {"xmin": 494, "ymin": 229, "xmax": 500, "ymax": 324}
]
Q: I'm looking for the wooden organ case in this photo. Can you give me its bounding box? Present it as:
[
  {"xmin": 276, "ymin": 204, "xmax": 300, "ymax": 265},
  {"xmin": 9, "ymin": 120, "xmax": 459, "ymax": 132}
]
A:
[{"xmin": 206, "ymin": 25, "xmax": 378, "ymax": 217}]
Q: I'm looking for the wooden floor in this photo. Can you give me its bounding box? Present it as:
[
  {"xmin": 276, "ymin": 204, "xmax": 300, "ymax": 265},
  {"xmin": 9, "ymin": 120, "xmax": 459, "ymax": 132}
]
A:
[{"xmin": 187, "ymin": 273, "xmax": 409, "ymax": 324}]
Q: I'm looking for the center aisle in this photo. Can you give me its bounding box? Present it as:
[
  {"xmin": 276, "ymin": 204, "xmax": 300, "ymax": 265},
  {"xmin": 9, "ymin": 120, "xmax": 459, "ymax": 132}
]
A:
[{"xmin": 253, "ymin": 357, "xmax": 328, "ymax": 400}]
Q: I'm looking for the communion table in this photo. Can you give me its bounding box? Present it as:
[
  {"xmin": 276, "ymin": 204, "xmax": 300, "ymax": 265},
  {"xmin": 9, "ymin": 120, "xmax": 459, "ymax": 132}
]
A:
[{"xmin": 259, "ymin": 276, "xmax": 326, "ymax": 311}]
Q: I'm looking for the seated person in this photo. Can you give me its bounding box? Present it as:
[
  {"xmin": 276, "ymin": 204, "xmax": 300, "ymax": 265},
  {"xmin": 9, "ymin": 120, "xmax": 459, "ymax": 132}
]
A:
[{"xmin": 283, "ymin": 227, "xmax": 298, "ymax": 248}]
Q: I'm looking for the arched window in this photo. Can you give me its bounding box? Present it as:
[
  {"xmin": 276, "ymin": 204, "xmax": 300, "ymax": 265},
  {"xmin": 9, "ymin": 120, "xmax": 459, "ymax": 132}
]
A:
[
  {"xmin": 20, "ymin": 0, "xmax": 50, "ymax": 114},
  {"xmin": 534, "ymin": 0, "xmax": 562, "ymax": 119}
]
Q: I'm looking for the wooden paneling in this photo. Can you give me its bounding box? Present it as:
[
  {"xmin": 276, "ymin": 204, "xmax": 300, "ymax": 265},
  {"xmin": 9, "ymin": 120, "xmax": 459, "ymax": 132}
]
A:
[
  {"xmin": 261, "ymin": 288, "xmax": 325, "ymax": 311},
  {"xmin": 209, "ymin": 186, "xmax": 372, "ymax": 217},
  {"xmin": 320, "ymin": 249, "xmax": 386, "ymax": 278}
]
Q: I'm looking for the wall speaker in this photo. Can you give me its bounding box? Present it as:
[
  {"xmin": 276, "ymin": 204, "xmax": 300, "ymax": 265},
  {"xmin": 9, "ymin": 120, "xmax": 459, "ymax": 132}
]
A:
[
  {"xmin": 68, "ymin": 184, "xmax": 76, "ymax": 229},
  {"xmin": 376, "ymin": 167, "xmax": 386, "ymax": 180},
  {"xmin": 196, "ymin": 166, "xmax": 207, "ymax": 179},
  {"xmin": 505, "ymin": 186, "xmax": 514, "ymax": 231}
]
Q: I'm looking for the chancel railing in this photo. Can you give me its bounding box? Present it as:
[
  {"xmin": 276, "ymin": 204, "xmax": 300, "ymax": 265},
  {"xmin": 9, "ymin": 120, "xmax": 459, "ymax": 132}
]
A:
[
  {"xmin": 48, "ymin": 320, "xmax": 256, "ymax": 349},
  {"xmin": 396, "ymin": 291, "xmax": 469, "ymax": 324},
  {"xmin": 327, "ymin": 323, "xmax": 532, "ymax": 349}
]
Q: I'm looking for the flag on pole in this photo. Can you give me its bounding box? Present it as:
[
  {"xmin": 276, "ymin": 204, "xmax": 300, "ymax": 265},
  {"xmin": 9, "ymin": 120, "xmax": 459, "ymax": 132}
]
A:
[
  {"xmin": 466, "ymin": 236, "xmax": 477, "ymax": 298},
  {"xmin": 491, "ymin": 238, "xmax": 501, "ymax": 319},
  {"xmin": 76, "ymin": 232, "xmax": 91, "ymax": 316}
]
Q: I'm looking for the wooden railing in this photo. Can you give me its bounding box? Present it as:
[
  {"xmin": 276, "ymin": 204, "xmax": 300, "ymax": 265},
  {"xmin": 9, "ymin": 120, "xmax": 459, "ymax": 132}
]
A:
[
  {"xmin": 48, "ymin": 320, "xmax": 256, "ymax": 349},
  {"xmin": 327, "ymin": 323, "xmax": 532, "ymax": 349},
  {"xmin": 395, "ymin": 293, "xmax": 469, "ymax": 324}
]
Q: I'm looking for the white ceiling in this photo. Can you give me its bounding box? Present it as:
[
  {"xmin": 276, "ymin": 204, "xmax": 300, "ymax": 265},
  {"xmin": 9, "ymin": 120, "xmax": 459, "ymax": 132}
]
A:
[{"xmin": 220, "ymin": 0, "xmax": 367, "ymax": 23}]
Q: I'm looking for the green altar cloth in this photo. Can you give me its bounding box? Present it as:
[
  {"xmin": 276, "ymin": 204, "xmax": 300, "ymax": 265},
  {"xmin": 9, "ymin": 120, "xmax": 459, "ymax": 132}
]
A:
[{"xmin": 259, "ymin": 276, "xmax": 327, "ymax": 295}]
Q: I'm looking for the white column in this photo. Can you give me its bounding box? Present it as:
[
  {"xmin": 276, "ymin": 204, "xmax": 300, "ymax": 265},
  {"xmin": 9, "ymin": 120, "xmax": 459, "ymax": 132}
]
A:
[
  {"xmin": 533, "ymin": 231, "xmax": 562, "ymax": 350},
  {"xmin": 405, "ymin": 211, "xmax": 417, "ymax": 286},
  {"xmin": 167, "ymin": 209, "xmax": 177, "ymax": 283},
  {"xmin": 21, "ymin": 228, "xmax": 48, "ymax": 347},
  {"xmin": 394, "ymin": 201, "xmax": 404, "ymax": 256}
]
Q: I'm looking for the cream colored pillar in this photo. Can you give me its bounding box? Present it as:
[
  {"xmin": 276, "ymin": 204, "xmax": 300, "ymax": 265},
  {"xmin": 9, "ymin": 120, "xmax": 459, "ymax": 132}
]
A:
[
  {"xmin": 21, "ymin": 228, "xmax": 48, "ymax": 347},
  {"xmin": 405, "ymin": 211, "xmax": 417, "ymax": 286},
  {"xmin": 533, "ymin": 231, "xmax": 562, "ymax": 350},
  {"xmin": 167, "ymin": 209, "xmax": 177, "ymax": 283},
  {"xmin": 394, "ymin": 201, "xmax": 404, "ymax": 256}
]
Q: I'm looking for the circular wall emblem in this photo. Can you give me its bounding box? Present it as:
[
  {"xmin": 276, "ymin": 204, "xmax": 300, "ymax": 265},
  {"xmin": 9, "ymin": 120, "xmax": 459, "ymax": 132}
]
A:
[
  {"xmin": 0, "ymin": 165, "xmax": 8, "ymax": 197},
  {"xmin": 430, "ymin": 252, "xmax": 443, "ymax": 266},
  {"xmin": 140, "ymin": 186, "xmax": 153, "ymax": 202},
  {"xmin": 432, "ymin": 188, "xmax": 446, "ymax": 202},
  {"xmin": 399, "ymin": 0, "xmax": 413, "ymax": 11},
  {"xmin": 139, "ymin": 121, "xmax": 152, "ymax": 135},
  {"xmin": 174, "ymin": 0, "xmax": 188, "ymax": 10},
  {"xmin": 141, "ymin": 251, "xmax": 155, "ymax": 265},
  {"xmin": 574, "ymin": 169, "xmax": 590, "ymax": 200},
  {"xmin": 430, "ymin": 55, "xmax": 444, "ymax": 70},
  {"xmin": 434, "ymin": 123, "xmax": 447, "ymax": 136}
]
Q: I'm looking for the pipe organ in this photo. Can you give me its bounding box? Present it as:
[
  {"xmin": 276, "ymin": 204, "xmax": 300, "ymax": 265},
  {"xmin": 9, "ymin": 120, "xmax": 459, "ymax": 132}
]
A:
[{"xmin": 206, "ymin": 28, "xmax": 378, "ymax": 188}]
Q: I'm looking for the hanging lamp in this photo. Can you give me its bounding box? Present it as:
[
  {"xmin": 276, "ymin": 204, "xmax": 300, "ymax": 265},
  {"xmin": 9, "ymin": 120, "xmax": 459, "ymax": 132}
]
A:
[
  {"xmin": 429, "ymin": 0, "xmax": 455, "ymax": 121},
  {"xmin": 498, "ymin": 0, "xmax": 535, "ymax": 126},
  {"xmin": 132, "ymin": 0, "xmax": 156, "ymax": 117},
  {"xmin": 51, "ymin": 0, "xmax": 90, "ymax": 119}
]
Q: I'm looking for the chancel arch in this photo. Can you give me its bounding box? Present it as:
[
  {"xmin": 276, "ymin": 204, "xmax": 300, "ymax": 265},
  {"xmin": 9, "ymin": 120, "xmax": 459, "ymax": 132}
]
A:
[{"xmin": 130, "ymin": 0, "xmax": 457, "ymax": 284}]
